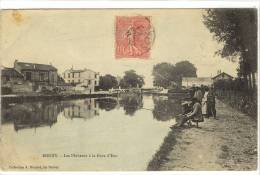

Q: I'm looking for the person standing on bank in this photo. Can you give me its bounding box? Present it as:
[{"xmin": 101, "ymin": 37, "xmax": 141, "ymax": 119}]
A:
[
  {"xmin": 202, "ymin": 87, "xmax": 209, "ymax": 116},
  {"xmin": 207, "ymin": 87, "xmax": 216, "ymax": 119},
  {"xmin": 193, "ymin": 87, "xmax": 203, "ymax": 103}
]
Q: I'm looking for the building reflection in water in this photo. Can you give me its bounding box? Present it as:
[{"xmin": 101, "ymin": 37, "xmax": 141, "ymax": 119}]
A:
[
  {"xmin": 1, "ymin": 98, "xmax": 101, "ymax": 131},
  {"xmin": 62, "ymin": 99, "xmax": 99, "ymax": 120},
  {"xmin": 1, "ymin": 101, "xmax": 61, "ymax": 131},
  {"xmin": 1, "ymin": 95, "xmax": 182, "ymax": 132},
  {"xmin": 152, "ymin": 96, "xmax": 182, "ymax": 121}
]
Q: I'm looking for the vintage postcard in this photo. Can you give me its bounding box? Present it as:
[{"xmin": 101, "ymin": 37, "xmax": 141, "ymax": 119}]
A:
[{"xmin": 0, "ymin": 9, "xmax": 258, "ymax": 172}]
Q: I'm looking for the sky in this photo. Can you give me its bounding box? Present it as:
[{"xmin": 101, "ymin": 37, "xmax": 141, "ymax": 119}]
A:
[{"xmin": 0, "ymin": 9, "xmax": 239, "ymax": 87}]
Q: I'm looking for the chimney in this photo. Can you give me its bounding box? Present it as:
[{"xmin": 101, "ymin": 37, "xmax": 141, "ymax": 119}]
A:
[
  {"xmin": 14, "ymin": 59, "xmax": 19, "ymax": 69},
  {"xmin": 14, "ymin": 59, "xmax": 18, "ymax": 66}
]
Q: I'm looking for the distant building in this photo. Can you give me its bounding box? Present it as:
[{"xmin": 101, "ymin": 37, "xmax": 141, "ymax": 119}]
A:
[
  {"xmin": 182, "ymin": 77, "xmax": 213, "ymax": 87},
  {"xmin": 63, "ymin": 68, "xmax": 99, "ymax": 92},
  {"xmin": 1, "ymin": 67, "xmax": 24, "ymax": 85},
  {"xmin": 14, "ymin": 60, "xmax": 58, "ymax": 87},
  {"xmin": 212, "ymin": 72, "xmax": 233, "ymax": 82}
]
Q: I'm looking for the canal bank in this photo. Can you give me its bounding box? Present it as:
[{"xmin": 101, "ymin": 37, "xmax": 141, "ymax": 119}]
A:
[
  {"xmin": 1, "ymin": 92, "xmax": 118, "ymax": 104},
  {"xmin": 147, "ymin": 99, "xmax": 257, "ymax": 171}
]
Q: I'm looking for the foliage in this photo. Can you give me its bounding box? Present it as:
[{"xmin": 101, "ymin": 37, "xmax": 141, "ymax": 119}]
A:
[
  {"xmin": 203, "ymin": 9, "xmax": 257, "ymax": 77},
  {"xmin": 97, "ymin": 98, "xmax": 118, "ymax": 111},
  {"xmin": 174, "ymin": 61, "xmax": 197, "ymax": 83},
  {"xmin": 152, "ymin": 61, "xmax": 197, "ymax": 88},
  {"xmin": 214, "ymin": 79, "xmax": 257, "ymax": 117},
  {"xmin": 1, "ymin": 87, "xmax": 12, "ymax": 95},
  {"xmin": 119, "ymin": 93, "xmax": 143, "ymax": 116},
  {"xmin": 119, "ymin": 70, "xmax": 144, "ymax": 88},
  {"xmin": 152, "ymin": 97, "xmax": 182, "ymax": 121},
  {"xmin": 213, "ymin": 78, "xmax": 247, "ymax": 91},
  {"xmin": 99, "ymin": 74, "xmax": 118, "ymax": 91},
  {"xmin": 152, "ymin": 62, "xmax": 176, "ymax": 88}
]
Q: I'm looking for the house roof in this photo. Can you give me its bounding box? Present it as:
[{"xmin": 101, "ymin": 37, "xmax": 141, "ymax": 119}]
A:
[
  {"xmin": 212, "ymin": 72, "xmax": 233, "ymax": 79},
  {"xmin": 16, "ymin": 62, "xmax": 57, "ymax": 71},
  {"xmin": 1, "ymin": 67, "xmax": 24, "ymax": 78},
  {"xmin": 64, "ymin": 68, "xmax": 99, "ymax": 74}
]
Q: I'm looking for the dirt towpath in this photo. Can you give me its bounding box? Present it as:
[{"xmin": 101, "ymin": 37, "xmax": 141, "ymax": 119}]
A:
[{"xmin": 148, "ymin": 99, "xmax": 257, "ymax": 171}]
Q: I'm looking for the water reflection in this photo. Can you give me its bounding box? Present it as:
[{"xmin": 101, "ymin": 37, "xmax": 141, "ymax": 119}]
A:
[
  {"xmin": 119, "ymin": 94, "xmax": 143, "ymax": 116},
  {"xmin": 1, "ymin": 95, "xmax": 182, "ymax": 170},
  {"xmin": 63, "ymin": 99, "xmax": 99, "ymax": 120},
  {"xmin": 96, "ymin": 98, "xmax": 119, "ymax": 111},
  {"xmin": 1, "ymin": 95, "xmax": 182, "ymax": 132},
  {"xmin": 2, "ymin": 101, "xmax": 60, "ymax": 131},
  {"xmin": 152, "ymin": 96, "xmax": 182, "ymax": 121}
]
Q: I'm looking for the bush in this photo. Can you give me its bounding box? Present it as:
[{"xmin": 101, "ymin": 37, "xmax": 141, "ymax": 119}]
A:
[
  {"xmin": 1, "ymin": 87, "xmax": 12, "ymax": 95},
  {"xmin": 214, "ymin": 78, "xmax": 257, "ymax": 117}
]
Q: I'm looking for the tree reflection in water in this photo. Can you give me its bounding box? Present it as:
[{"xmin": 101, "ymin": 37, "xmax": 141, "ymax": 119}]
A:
[
  {"xmin": 152, "ymin": 96, "xmax": 182, "ymax": 121},
  {"xmin": 119, "ymin": 93, "xmax": 143, "ymax": 116},
  {"xmin": 96, "ymin": 98, "xmax": 119, "ymax": 111},
  {"xmin": 1, "ymin": 95, "xmax": 182, "ymax": 132}
]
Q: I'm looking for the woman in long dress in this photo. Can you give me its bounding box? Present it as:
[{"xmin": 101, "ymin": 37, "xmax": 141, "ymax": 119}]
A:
[{"xmin": 202, "ymin": 87, "xmax": 209, "ymax": 116}]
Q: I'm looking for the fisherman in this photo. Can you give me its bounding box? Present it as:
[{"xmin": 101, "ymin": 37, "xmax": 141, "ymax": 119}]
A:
[{"xmin": 178, "ymin": 97, "xmax": 203, "ymax": 127}]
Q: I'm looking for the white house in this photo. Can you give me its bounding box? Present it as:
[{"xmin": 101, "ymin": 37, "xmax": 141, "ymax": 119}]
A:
[
  {"xmin": 212, "ymin": 72, "xmax": 233, "ymax": 82},
  {"xmin": 182, "ymin": 77, "xmax": 213, "ymax": 87},
  {"xmin": 63, "ymin": 68, "xmax": 99, "ymax": 92}
]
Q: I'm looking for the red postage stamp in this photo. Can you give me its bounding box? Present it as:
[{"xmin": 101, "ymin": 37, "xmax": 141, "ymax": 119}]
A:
[{"xmin": 115, "ymin": 16, "xmax": 154, "ymax": 59}]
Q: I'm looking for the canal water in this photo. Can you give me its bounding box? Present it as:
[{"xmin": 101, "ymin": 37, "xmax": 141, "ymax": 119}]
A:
[{"xmin": 0, "ymin": 94, "xmax": 182, "ymax": 171}]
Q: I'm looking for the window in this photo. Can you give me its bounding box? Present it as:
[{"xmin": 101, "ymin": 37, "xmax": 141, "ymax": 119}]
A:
[
  {"xmin": 78, "ymin": 79, "xmax": 80, "ymax": 83},
  {"xmin": 88, "ymin": 80, "xmax": 91, "ymax": 84},
  {"xmin": 79, "ymin": 73, "xmax": 80, "ymax": 78},
  {"xmin": 95, "ymin": 81, "xmax": 97, "ymax": 85},
  {"xmin": 68, "ymin": 73, "xmax": 70, "ymax": 78},
  {"xmin": 6, "ymin": 75, "xmax": 10, "ymax": 81},
  {"xmin": 40, "ymin": 72, "xmax": 45, "ymax": 81},
  {"xmin": 25, "ymin": 72, "xmax": 32, "ymax": 81},
  {"xmin": 72, "ymin": 73, "xmax": 74, "ymax": 78},
  {"xmin": 95, "ymin": 74, "xmax": 97, "ymax": 78},
  {"xmin": 78, "ymin": 106, "xmax": 81, "ymax": 117}
]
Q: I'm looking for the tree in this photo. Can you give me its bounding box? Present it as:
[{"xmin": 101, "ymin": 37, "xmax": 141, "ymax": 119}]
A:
[
  {"xmin": 152, "ymin": 62, "xmax": 176, "ymax": 88},
  {"xmin": 203, "ymin": 9, "xmax": 257, "ymax": 89},
  {"xmin": 152, "ymin": 61, "xmax": 197, "ymax": 88},
  {"xmin": 119, "ymin": 70, "xmax": 145, "ymax": 88},
  {"xmin": 99, "ymin": 74, "xmax": 118, "ymax": 90},
  {"xmin": 174, "ymin": 61, "xmax": 197, "ymax": 84}
]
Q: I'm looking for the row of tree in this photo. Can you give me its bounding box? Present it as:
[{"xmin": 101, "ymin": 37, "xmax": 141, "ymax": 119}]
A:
[
  {"xmin": 203, "ymin": 9, "xmax": 257, "ymax": 90},
  {"xmin": 152, "ymin": 61, "xmax": 197, "ymax": 88},
  {"xmin": 99, "ymin": 60, "xmax": 197, "ymax": 90},
  {"xmin": 98, "ymin": 60, "xmax": 197, "ymax": 90},
  {"xmin": 99, "ymin": 70, "xmax": 144, "ymax": 90}
]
